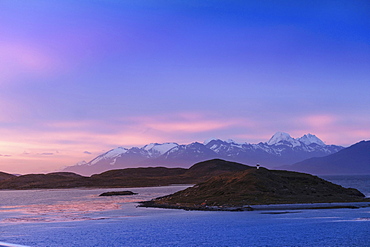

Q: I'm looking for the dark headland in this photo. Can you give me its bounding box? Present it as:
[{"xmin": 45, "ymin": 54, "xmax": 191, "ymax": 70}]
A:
[{"xmin": 139, "ymin": 160, "xmax": 370, "ymax": 211}]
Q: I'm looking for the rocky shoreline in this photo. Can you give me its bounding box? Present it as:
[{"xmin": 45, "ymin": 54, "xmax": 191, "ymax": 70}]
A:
[{"xmin": 138, "ymin": 201, "xmax": 370, "ymax": 212}]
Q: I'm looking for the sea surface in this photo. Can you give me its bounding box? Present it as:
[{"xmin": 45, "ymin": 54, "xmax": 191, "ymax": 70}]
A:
[{"xmin": 0, "ymin": 175, "xmax": 369, "ymax": 247}]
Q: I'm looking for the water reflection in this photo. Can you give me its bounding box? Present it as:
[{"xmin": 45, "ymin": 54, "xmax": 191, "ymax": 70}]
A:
[{"xmin": 0, "ymin": 185, "xmax": 191, "ymax": 223}]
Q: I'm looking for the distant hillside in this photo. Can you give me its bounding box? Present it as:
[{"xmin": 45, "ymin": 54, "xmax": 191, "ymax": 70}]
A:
[
  {"xmin": 0, "ymin": 159, "xmax": 252, "ymax": 190},
  {"xmin": 140, "ymin": 167, "xmax": 367, "ymax": 210},
  {"xmin": 0, "ymin": 172, "xmax": 16, "ymax": 181},
  {"xmin": 0, "ymin": 172, "xmax": 89, "ymax": 189},
  {"xmin": 281, "ymin": 140, "xmax": 370, "ymax": 175}
]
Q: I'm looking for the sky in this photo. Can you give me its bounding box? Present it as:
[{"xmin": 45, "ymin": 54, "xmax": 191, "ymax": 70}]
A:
[{"xmin": 0, "ymin": 0, "xmax": 369, "ymax": 174}]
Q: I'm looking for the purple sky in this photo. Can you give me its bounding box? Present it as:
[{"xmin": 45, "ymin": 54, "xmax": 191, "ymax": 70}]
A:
[{"xmin": 0, "ymin": 1, "xmax": 369, "ymax": 174}]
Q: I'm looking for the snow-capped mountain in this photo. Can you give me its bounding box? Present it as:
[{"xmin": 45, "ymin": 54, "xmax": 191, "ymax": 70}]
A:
[
  {"xmin": 298, "ymin": 133, "xmax": 326, "ymax": 146},
  {"xmin": 201, "ymin": 132, "xmax": 342, "ymax": 168},
  {"xmin": 155, "ymin": 142, "xmax": 219, "ymax": 166},
  {"xmin": 90, "ymin": 147, "xmax": 128, "ymax": 166},
  {"xmin": 267, "ymin": 132, "xmax": 302, "ymax": 147},
  {"xmin": 63, "ymin": 132, "xmax": 344, "ymax": 175},
  {"xmin": 143, "ymin": 142, "xmax": 179, "ymax": 158}
]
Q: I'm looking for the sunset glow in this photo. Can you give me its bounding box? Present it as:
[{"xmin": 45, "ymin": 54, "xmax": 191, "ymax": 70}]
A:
[{"xmin": 0, "ymin": 1, "xmax": 369, "ymax": 174}]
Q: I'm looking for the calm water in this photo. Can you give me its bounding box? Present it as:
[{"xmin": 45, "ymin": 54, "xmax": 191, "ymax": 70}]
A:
[
  {"xmin": 0, "ymin": 176, "xmax": 369, "ymax": 247},
  {"xmin": 322, "ymin": 175, "xmax": 370, "ymax": 198}
]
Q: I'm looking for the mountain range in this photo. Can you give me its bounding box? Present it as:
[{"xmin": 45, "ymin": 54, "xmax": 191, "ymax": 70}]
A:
[
  {"xmin": 63, "ymin": 132, "xmax": 343, "ymax": 175},
  {"xmin": 283, "ymin": 140, "xmax": 370, "ymax": 175}
]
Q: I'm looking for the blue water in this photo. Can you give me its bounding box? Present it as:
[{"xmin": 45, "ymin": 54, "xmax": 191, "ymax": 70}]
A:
[
  {"xmin": 322, "ymin": 175, "xmax": 370, "ymax": 198},
  {"xmin": 0, "ymin": 176, "xmax": 369, "ymax": 247}
]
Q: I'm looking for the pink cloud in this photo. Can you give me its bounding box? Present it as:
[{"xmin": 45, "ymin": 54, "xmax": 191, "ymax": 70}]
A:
[
  {"xmin": 129, "ymin": 112, "xmax": 255, "ymax": 134},
  {"xmin": 234, "ymin": 133, "xmax": 273, "ymax": 144},
  {"xmin": 0, "ymin": 112, "xmax": 368, "ymax": 174},
  {"xmin": 0, "ymin": 113, "xmax": 250, "ymax": 173},
  {"xmin": 145, "ymin": 121, "xmax": 230, "ymax": 133},
  {"xmin": 293, "ymin": 114, "xmax": 370, "ymax": 146},
  {"xmin": 301, "ymin": 114, "xmax": 338, "ymax": 129}
]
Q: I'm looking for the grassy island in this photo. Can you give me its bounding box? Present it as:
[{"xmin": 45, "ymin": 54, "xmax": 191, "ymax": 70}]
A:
[{"xmin": 139, "ymin": 161, "xmax": 369, "ymax": 211}]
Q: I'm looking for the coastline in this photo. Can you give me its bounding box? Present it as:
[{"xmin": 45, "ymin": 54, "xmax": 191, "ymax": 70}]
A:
[
  {"xmin": 138, "ymin": 201, "xmax": 370, "ymax": 212},
  {"xmin": 2, "ymin": 185, "xmax": 370, "ymax": 247}
]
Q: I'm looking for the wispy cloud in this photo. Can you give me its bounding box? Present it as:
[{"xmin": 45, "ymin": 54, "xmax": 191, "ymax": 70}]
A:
[
  {"xmin": 0, "ymin": 0, "xmax": 368, "ymax": 175},
  {"xmin": 145, "ymin": 121, "xmax": 229, "ymax": 133},
  {"xmin": 39, "ymin": 153, "xmax": 54, "ymax": 156},
  {"xmin": 130, "ymin": 112, "xmax": 253, "ymax": 134},
  {"xmin": 300, "ymin": 114, "xmax": 338, "ymax": 129},
  {"xmin": 0, "ymin": 154, "xmax": 12, "ymax": 157},
  {"xmin": 0, "ymin": 110, "xmax": 368, "ymax": 174},
  {"xmin": 0, "ymin": 112, "xmax": 252, "ymax": 172}
]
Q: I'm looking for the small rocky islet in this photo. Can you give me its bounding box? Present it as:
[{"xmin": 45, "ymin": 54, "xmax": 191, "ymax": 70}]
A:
[{"xmin": 99, "ymin": 191, "xmax": 138, "ymax": 196}]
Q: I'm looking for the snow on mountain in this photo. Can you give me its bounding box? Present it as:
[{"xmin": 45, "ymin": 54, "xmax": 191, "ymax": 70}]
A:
[
  {"xmin": 204, "ymin": 138, "xmax": 242, "ymax": 146},
  {"xmin": 163, "ymin": 142, "xmax": 217, "ymax": 161},
  {"xmin": 298, "ymin": 134, "xmax": 325, "ymax": 146},
  {"xmin": 267, "ymin": 132, "xmax": 327, "ymax": 148},
  {"xmin": 202, "ymin": 132, "xmax": 342, "ymax": 164},
  {"xmin": 105, "ymin": 147, "xmax": 128, "ymax": 158},
  {"xmin": 63, "ymin": 132, "xmax": 344, "ymax": 175},
  {"xmin": 267, "ymin": 132, "xmax": 301, "ymax": 147},
  {"xmin": 226, "ymin": 139, "xmax": 237, "ymax": 144},
  {"xmin": 74, "ymin": 160, "xmax": 87, "ymax": 166},
  {"xmin": 203, "ymin": 138, "xmax": 219, "ymax": 145},
  {"xmin": 143, "ymin": 142, "xmax": 178, "ymax": 157},
  {"xmin": 205, "ymin": 139, "xmax": 244, "ymax": 155},
  {"xmin": 90, "ymin": 147, "xmax": 128, "ymax": 166}
]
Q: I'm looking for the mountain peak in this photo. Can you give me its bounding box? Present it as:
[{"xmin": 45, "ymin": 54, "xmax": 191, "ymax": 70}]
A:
[
  {"xmin": 203, "ymin": 138, "xmax": 221, "ymax": 145},
  {"xmin": 90, "ymin": 147, "xmax": 128, "ymax": 166},
  {"xmin": 267, "ymin": 132, "xmax": 301, "ymax": 147},
  {"xmin": 203, "ymin": 138, "xmax": 241, "ymax": 146},
  {"xmin": 143, "ymin": 142, "xmax": 178, "ymax": 156},
  {"xmin": 298, "ymin": 134, "xmax": 325, "ymax": 146},
  {"xmin": 226, "ymin": 139, "xmax": 236, "ymax": 144}
]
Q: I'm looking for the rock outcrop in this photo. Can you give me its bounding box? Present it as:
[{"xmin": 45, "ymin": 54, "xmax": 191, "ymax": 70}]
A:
[{"xmin": 99, "ymin": 191, "xmax": 137, "ymax": 196}]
